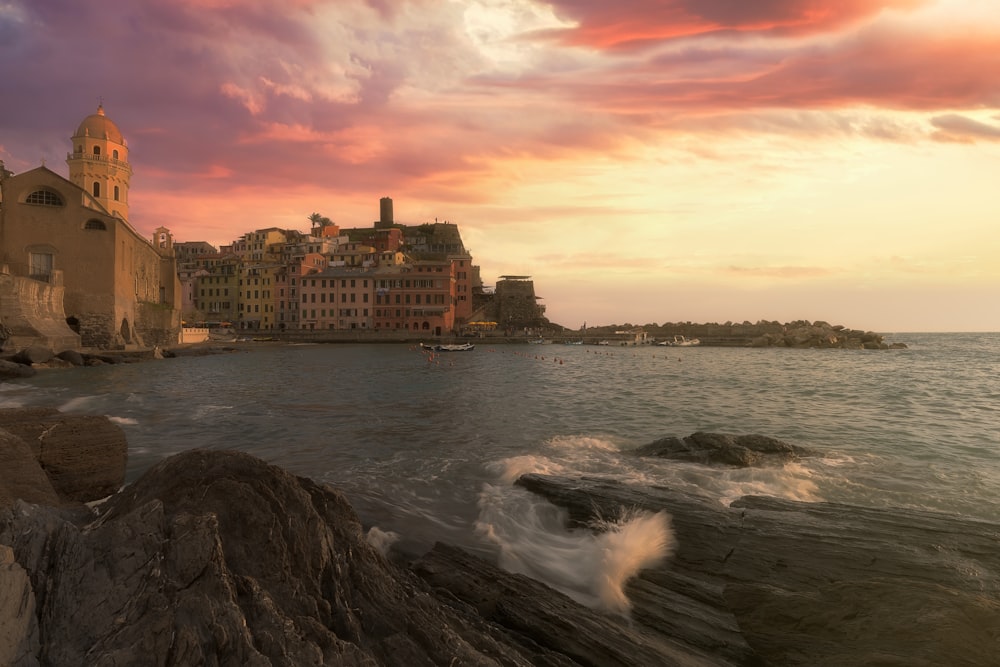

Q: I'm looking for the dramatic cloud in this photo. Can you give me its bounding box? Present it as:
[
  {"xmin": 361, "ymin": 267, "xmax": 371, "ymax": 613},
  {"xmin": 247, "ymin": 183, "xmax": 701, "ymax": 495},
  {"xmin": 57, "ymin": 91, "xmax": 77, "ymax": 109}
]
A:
[
  {"xmin": 1, "ymin": 0, "xmax": 998, "ymax": 330},
  {"xmin": 543, "ymin": 0, "xmax": 927, "ymax": 48}
]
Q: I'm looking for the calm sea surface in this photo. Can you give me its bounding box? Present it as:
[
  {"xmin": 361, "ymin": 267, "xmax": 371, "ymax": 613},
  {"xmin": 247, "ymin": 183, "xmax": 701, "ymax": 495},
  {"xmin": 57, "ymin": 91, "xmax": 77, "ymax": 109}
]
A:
[{"xmin": 3, "ymin": 333, "xmax": 998, "ymax": 606}]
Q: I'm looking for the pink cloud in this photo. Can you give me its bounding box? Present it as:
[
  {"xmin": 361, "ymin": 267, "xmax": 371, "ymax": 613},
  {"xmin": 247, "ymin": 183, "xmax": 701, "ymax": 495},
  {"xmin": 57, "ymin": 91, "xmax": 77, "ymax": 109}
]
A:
[
  {"xmin": 2, "ymin": 0, "xmax": 998, "ymax": 250},
  {"xmin": 543, "ymin": 0, "xmax": 927, "ymax": 49}
]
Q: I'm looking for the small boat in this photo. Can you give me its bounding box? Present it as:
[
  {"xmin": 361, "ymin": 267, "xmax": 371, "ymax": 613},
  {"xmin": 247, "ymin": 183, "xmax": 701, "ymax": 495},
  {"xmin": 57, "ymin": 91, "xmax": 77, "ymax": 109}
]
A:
[
  {"xmin": 421, "ymin": 343, "xmax": 475, "ymax": 352},
  {"xmin": 658, "ymin": 335, "xmax": 700, "ymax": 347},
  {"xmin": 563, "ymin": 340, "xmax": 583, "ymax": 345}
]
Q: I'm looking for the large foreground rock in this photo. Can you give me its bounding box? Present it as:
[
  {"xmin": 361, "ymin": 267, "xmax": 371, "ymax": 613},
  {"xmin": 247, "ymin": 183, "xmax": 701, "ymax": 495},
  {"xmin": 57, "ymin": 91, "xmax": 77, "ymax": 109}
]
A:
[{"xmin": 4, "ymin": 450, "xmax": 721, "ymax": 667}]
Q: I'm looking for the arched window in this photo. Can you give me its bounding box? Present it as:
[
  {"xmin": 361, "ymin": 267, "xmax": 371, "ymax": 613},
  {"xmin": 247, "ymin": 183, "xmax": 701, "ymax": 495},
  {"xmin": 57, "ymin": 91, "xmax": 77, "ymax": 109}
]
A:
[
  {"xmin": 84, "ymin": 219, "xmax": 107, "ymax": 230},
  {"xmin": 114, "ymin": 185, "xmax": 120, "ymax": 201},
  {"xmin": 112, "ymin": 149, "xmax": 119, "ymax": 159},
  {"xmin": 93, "ymin": 146, "xmax": 101, "ymax": 156},
  {"xmin": 93, "ymin": 182, "xmax": 100, "ymax": 197},
  {"xmin": 25, "ymin": 190, "xmax": 64, "ymax": 206}
]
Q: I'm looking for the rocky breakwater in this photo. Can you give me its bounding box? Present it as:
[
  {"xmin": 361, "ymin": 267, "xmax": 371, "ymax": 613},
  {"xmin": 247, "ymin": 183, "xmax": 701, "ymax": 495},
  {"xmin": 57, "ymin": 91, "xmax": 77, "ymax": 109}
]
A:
[
  {"xmin": 746, "ymin": 320, "xmax": 906, "ymax": 349},
  {"xmin": 3, "ymin": 421, "xmax": 998, "ymax": 666},
  {"xmin": 646, "ymin": 320, "xmax": 907, "ymax": 349},
  {"xmin": 0, "ymin": 342, "xmax": 242, "ymax": 380}
]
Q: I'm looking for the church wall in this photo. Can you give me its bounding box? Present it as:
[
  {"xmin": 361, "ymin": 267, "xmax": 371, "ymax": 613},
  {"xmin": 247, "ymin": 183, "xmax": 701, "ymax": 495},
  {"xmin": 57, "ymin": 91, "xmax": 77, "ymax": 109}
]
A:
[{"xmin": 1, "ymin": 168, "xmax": 180, "ymax": 349}]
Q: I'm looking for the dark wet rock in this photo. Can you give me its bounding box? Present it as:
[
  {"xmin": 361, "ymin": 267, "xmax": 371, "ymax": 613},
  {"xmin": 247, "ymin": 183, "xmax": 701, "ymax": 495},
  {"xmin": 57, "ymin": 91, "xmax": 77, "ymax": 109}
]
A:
[
  {"xmin": 55, "ymin": 350, "xmax": 85, "ymax": 366},
  {"xmin": 0, "ymin": 408, "xmax": 126, "ymax": 505},
  {"xmin": 631, "ymin": 432, "xmax": 813, "ymax": 467},
  {"xmin": 0, "ymin": 359, "xmax": 36, "ymax": 379},
  {"xmin": 11, "ymin": 346, "xmax": 54, "ymax": 365},
  {"xmin": 82, "ymin": 353, "xmax": 127, "ymax": 365},
  {"xmin": 413, "ymin": 541, "xmax": 734, "ymax": 666},
  {"xmin": 516, "ymin": 473, "xmax": 1000, "ymax": 667},
  {"xmin": 3, "ymin": 450, "xmax": 617, "ymax": 667}
]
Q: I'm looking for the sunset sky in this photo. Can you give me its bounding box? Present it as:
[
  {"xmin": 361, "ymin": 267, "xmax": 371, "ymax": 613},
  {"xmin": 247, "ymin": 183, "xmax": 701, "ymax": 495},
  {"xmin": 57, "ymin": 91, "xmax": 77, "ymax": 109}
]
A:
[{"xmin": 2, "ymin": 0, "xmax": 998, "ymax": 331}]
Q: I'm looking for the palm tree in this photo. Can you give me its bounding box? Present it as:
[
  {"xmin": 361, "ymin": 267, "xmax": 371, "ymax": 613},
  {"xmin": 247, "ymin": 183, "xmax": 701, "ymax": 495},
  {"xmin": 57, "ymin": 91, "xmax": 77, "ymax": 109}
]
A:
[{"xmin": 308, "ymin": 212, "xmax": 333, "ymax": 228}]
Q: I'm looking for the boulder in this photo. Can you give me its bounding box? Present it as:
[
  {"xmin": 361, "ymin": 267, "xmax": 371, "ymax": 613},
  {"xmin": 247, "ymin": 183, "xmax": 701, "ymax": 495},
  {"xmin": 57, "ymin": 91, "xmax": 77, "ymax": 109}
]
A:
[
  {"xmin": 0, "ymin": 359, "xmax": 36, "ymax": 380},
  {"xmin": 0, "ymin": 408, "xmax": 127, "ymax": 503},
  {"xmin": 631, "ymin": 432, "xmax": 813, "ymax": 467},
  {"xmin": 55, "ymin": 350, "xmax": 85, "ymax": 366},
  {"xmin": 11, "ymin": 346, "xmax": 54, "ymax": 365}
]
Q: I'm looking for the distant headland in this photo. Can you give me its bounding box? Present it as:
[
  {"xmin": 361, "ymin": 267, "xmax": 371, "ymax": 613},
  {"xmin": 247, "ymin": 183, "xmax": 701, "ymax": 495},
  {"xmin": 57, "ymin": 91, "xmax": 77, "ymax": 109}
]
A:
[{"xmin": 562, "ymin": 320, "xmax": 908, "ymax": 349}]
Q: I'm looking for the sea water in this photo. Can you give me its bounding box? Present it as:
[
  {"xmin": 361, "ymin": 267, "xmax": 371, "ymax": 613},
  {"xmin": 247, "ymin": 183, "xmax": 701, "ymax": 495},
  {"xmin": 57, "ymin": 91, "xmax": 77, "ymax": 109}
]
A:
[{"xmin": 3, "ymin": 333, "xmax": 997, "ymax": 611}]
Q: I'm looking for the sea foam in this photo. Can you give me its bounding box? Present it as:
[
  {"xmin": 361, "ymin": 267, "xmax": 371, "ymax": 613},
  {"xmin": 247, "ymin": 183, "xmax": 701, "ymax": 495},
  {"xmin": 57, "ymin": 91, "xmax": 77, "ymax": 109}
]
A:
[{"xmin": 476, "ymin": 483, "xmax": 674, "ymax": 614}]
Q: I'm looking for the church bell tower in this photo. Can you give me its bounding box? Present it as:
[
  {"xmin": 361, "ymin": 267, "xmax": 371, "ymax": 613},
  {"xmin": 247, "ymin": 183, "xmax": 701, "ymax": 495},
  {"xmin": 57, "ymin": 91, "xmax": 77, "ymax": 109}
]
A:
[{"xmin": 67, "ymin": 104, "xmax": 133, "ymax": 220}]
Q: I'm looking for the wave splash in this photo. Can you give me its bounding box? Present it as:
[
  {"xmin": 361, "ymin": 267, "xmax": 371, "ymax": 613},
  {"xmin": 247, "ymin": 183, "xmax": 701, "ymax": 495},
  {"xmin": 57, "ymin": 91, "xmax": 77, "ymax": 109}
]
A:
[{"xmin": 476, "ymin": 478, "xmax": 674, "ymax": 615}]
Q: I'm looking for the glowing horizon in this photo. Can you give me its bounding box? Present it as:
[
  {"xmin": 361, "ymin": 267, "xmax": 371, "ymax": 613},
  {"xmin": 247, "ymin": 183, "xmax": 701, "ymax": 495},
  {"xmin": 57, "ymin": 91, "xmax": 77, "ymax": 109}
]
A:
[{"xmin": 2, "ymin": 0, "xmax": 998, "ymax": 331}]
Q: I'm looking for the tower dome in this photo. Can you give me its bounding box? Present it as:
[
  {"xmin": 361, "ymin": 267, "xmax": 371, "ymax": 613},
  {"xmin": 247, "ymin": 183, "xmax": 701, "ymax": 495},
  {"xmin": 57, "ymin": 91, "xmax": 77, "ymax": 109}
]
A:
[
  {"xmin": 67, "ymin": 103, "xmax": 133, "ymax": 220},
  {"xmin": 73, "ymin": 104, "xmax": 127, "ymax": 145}
]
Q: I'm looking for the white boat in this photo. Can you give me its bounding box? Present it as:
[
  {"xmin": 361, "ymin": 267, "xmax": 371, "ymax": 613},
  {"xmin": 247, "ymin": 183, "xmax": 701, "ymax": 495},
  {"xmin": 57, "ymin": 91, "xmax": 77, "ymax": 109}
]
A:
[
  {"xmin": 421, "ymin": 343, "xmax": 475, "ymax": 352},
  {"xmin": 658, "ymin": 335, "xmax": 700, "ymax": 347}
]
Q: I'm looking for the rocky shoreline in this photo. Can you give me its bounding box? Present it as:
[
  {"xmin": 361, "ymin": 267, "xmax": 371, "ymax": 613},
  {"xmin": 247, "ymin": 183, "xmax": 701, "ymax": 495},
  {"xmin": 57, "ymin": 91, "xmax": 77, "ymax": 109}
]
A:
[{"xmin": 2, "ymin": 409, "xmax": 996, "ymax": 666}]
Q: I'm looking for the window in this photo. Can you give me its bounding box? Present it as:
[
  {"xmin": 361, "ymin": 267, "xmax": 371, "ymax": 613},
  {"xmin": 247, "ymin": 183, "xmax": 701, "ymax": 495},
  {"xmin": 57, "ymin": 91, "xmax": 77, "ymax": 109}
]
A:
[
  {"xmin": 93, "ymin": 146, "xmax": 101, "ymax": 156},
  {"xmin": 93, "ymin": 182, "xmax": 100, "ymax": 197},
  {"xmin": 29, "ymin": 253, "xmax": 53, "ymax": 281},
  {"xmin": 25, "ymin": 190, "xmax": 64, "ymax": 206},
  {"xmin": 113, "ymin": 149, "xmax": 119, "ymax": 159},
  {"xmin": 113, "ymin": 186, "xmax": 120, "ymax": 201},
  {"xmin": 84, "ymin": 219, "xmax": 106, "ymax": 230}
]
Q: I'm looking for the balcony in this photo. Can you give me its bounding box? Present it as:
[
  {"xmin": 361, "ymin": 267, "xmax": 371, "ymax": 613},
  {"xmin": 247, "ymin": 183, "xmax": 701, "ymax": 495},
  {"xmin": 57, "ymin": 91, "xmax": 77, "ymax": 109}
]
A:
[{"xmin": 66, "ymin": 152, "xmax": 133, "ymax": 174}]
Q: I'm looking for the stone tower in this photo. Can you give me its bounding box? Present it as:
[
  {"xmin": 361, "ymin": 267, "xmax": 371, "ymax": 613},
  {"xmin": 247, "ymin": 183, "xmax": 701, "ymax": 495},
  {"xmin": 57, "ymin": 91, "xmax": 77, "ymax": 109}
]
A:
[{"xmin": 66, "ymin": 104, "xmax": 133, "ymax": 220}]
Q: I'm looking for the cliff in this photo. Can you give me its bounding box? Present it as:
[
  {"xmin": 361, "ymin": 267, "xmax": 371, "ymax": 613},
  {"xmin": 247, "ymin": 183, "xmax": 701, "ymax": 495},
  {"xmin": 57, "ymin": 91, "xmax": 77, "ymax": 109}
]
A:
[{"xmin": 2, "ymin": 413, "xmax": 995, "ymax": 665}]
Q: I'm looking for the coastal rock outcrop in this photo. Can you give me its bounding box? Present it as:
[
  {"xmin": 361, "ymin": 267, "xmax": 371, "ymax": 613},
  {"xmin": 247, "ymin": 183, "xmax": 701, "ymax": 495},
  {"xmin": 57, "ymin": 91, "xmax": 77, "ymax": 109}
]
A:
[
  {"xmin": 630, "ymin": 432, "xmax": 813, "ymax": 467},
  {"xmin": 6, "ymin": 449, "xmax": 687, "ymax": 667},
  {"xmin": 3, "ymin": 441, "xmax": 997, "ymax": 666}
]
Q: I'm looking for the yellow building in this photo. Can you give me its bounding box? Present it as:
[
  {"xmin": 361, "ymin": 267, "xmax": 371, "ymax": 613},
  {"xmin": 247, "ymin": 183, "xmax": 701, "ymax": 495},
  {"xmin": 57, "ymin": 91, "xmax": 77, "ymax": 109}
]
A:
[{"xmin": 0, "ymin": 106, "xmax": 181, "ymax": 349}]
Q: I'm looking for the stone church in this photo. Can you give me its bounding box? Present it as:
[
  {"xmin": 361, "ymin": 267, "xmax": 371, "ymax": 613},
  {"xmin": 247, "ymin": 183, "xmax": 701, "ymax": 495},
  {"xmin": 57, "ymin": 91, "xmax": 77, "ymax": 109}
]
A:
[{"xmin": 0, "ymin": 105, "xmax": 181, "ymax": 350}]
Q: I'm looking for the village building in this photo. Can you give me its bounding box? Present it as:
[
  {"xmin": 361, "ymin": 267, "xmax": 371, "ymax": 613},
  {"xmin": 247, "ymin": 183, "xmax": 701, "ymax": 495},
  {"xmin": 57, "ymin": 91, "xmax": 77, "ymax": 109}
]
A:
[{"xmin": 0, "ymin": 105, "xmax": 181, "ymax": 349}]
